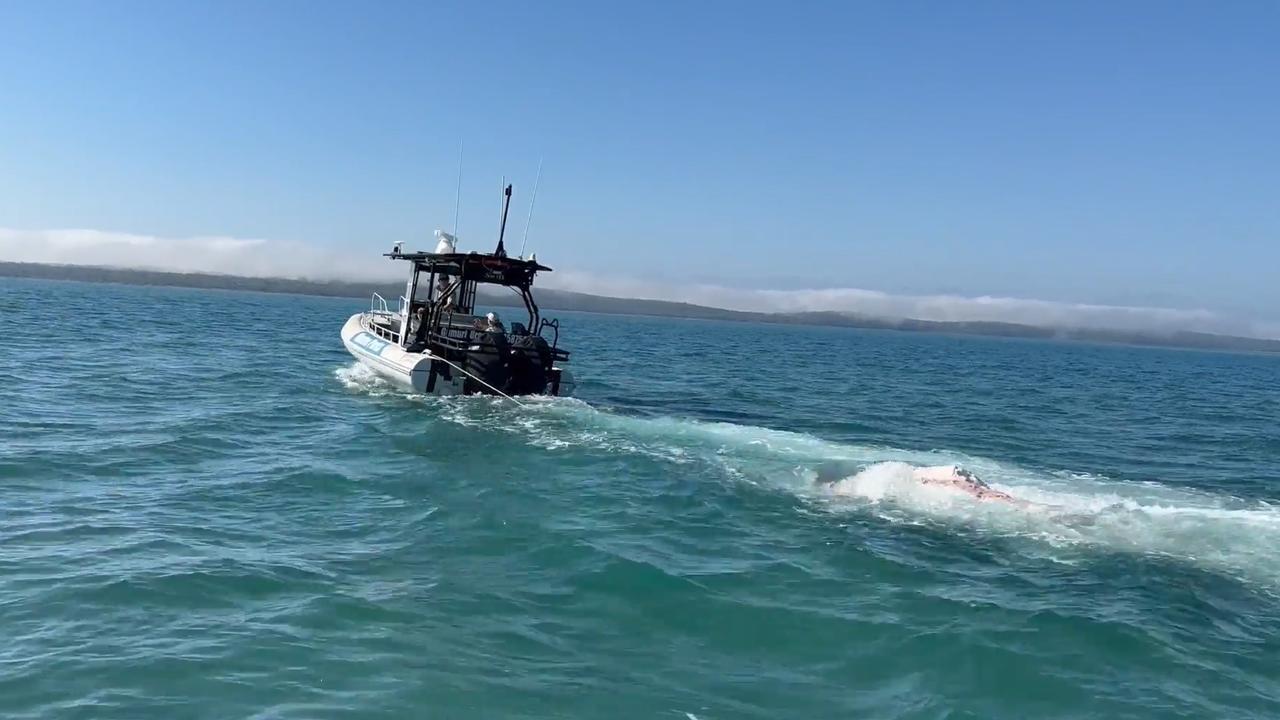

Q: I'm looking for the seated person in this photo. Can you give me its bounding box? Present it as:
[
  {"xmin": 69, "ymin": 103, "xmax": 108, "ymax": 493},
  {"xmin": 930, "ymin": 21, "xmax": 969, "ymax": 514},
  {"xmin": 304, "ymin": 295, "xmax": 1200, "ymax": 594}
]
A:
[
  {"xmin": 470, "ymin": 313, "xmax": 508, "ymax": 347},
  {"xmin": 406, "ymin": 306, "xmax": 431, "ymax": 352}
]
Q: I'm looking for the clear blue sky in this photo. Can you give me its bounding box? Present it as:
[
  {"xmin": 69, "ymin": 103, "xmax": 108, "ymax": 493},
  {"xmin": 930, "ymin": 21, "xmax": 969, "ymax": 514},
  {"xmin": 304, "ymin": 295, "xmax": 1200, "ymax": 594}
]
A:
[{"xmin": 1, "ymin": 1, "xmax": 1276, "ymax": 319}]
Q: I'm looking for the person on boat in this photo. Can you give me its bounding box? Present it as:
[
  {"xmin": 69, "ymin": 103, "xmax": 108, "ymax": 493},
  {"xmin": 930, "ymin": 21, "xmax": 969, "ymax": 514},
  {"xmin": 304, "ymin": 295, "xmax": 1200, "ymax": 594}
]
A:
[
  {"xmin": 471, "ymin": 312, "xmax": 502, "ymax": 332},
  {"xmin": 406, "ymin": 306, "xmax": 431, "ymax": 352},
  {"xmin": 471, "ymin": 311, "xmax": 509, "ymax": 356},
  {"xmin": 433, "ymin": 278, "xmax": 459, "ymax": 314}
]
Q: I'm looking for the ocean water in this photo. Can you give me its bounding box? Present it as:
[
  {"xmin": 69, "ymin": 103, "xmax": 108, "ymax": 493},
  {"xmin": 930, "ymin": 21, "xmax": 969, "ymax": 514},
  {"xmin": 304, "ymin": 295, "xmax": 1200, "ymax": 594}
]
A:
[{"xmin": 2, "ymin": 276, "xmax": 1279, "ymax": 719}]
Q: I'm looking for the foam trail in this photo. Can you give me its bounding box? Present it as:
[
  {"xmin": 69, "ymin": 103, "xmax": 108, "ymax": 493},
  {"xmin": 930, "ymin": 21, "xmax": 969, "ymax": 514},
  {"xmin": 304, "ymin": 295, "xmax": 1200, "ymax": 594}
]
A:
[
  {"xmin": 336, "ymin": 365, "xmax": 1280, "ymax": 588},
  {"xmin": 540, "ymin": 404, "xmax": 1280, "ymax": 587},
  {"xmin": 334, "ymin": 361, "xmax": 430, "ymax": 402},
  {"xmin": 829, "ymin": 459, "xmax": 1280, "ymax": 585},
  {"xmin": 334, "ymin": 362, "xmax": 386, "ymax": 393}
]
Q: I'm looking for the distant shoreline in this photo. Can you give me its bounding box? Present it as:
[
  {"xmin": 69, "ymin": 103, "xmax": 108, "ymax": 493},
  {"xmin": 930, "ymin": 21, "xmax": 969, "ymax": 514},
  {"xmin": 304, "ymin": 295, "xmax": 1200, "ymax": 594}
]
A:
[{"xmin": 4, "ymin": 261, "xmax": 1278, "ymax": 354}]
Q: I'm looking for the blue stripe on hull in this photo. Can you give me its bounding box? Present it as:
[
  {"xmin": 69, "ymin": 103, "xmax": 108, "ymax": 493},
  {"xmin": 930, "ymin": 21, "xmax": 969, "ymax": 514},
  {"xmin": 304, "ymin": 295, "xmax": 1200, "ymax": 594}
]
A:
[{"xmin": 346, "ymin": 340, "xmax": 414, "ymax": 381}]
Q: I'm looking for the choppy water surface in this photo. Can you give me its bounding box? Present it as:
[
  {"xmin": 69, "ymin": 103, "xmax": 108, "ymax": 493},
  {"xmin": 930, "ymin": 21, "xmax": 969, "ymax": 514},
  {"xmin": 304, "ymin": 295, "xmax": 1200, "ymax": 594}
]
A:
[{"xmin": 2, "ymin": 277, "xmax": 1279, "ymax": 718}]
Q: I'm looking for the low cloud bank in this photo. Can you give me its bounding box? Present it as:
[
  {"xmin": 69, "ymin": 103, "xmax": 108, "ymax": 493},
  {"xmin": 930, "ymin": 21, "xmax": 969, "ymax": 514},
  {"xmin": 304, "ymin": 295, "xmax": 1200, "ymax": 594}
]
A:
[
  {"xmin": 545, "ymin": 270, "xmax": 1254, "ymax": 336},
  {"xmin": 2, "ymin": 228, "xmax": 1269, "ymax": 338},
  {"xmin": 0, "ymin": 228, "xmax": 398, "ymax": 281}
]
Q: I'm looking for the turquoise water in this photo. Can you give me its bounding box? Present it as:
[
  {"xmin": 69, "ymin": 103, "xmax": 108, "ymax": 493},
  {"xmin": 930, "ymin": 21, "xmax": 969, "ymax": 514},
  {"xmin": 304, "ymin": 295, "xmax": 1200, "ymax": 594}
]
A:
[{"xmin": 2, "ymin": 277, "xmax": 1279, "ymax": 719}]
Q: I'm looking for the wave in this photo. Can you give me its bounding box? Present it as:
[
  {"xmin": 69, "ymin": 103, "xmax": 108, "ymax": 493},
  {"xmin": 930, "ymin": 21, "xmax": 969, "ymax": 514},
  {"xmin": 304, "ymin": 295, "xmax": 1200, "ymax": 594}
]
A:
[
  {"xmin": 333, "ymin": 362, "xmax": 397, "ymax": 396},
  {"xmin": 335, "ymin": 362, "xmax": 1280, "ymax": 588}
]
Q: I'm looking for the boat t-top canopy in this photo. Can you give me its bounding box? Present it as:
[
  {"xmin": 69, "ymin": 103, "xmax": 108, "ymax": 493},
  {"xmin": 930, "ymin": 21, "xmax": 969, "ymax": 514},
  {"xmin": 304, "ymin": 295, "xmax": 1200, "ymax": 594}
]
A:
[{"xmin": 385, "ymin": 250, "xmax": 552, "ymax": 290}]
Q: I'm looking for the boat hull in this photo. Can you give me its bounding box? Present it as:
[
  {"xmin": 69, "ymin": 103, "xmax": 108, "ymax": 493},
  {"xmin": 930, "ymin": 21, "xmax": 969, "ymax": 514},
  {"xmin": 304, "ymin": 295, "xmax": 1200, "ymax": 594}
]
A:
[
  {"xmin": 340, "ymin": 313, "xmax": 574, "ymax": 397},
  {"xmin": 340, "ymin": 314, "xmax": 465, "ymax": 395}
]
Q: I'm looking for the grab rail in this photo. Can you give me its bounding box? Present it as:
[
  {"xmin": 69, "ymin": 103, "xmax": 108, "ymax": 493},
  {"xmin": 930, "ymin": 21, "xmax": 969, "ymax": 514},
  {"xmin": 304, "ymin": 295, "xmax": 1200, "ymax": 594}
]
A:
[
  {"xmin": 370, "ymin": 322, "xmax": 402, "ymax": 344},
  {"xmin": 371, "ymin": 293, "xmax": 412, "ymax": 316},
  {"xmin": 538, "ymin": 318, "xmax": 560, "ymax": 350}
]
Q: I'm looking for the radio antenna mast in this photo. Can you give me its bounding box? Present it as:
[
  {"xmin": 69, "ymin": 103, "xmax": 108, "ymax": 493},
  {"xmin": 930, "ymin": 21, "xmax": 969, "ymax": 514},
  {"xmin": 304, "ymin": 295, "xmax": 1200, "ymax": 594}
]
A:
[
  {"xmin": 519, "ymin": 158, "xmax": 543, "ymax": 259},
  {"xmin": 495, "ymin": 183, "xmax": 513, "ymax": 257}
]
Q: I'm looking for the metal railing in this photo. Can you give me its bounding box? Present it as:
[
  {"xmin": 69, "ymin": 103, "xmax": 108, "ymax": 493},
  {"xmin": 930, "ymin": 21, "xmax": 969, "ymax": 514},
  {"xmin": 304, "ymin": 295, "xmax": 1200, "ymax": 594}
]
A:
[
  {"xmin": 365, "ymin": 293, "xmax": 569, "ymax": 362},
  {"xmin": 369, "ymin": 294, "xmax": 410, "ymax": 317},
  {"xmin": 366, "ymin": 293, "xmax": 405, "ymax": 344}
]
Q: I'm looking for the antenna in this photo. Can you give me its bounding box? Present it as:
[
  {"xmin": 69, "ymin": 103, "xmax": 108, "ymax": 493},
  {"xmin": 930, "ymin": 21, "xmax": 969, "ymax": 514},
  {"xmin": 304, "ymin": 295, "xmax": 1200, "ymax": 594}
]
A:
[
  {"xmin": 495, "ymin": 183, "xmax": 513, "ymax": 257},
  {"xmin": 452, "ymin": 140, "xmax": 463, "ymax": 237},
  {"xmin": 519, "ymin": 158, "xmax": 543, "ymax": 259},
  {"xmin": 497, "ymin": 175, "xmax": 505, "ymax": 238}
]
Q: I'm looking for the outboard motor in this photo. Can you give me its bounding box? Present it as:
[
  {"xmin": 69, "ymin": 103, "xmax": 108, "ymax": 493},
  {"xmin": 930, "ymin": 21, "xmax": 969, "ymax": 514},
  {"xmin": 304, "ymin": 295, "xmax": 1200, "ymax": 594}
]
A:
[
  {"xmin": 511, "ymin": 334, "xmax": 552, "ymax": 383},
  {"xmin": 464, "ymin": 328, "xmax": 511, "ymax": 391},
  {"xmin": 503, "ymin": 347, "xmax": 545, "ymax": 395}
]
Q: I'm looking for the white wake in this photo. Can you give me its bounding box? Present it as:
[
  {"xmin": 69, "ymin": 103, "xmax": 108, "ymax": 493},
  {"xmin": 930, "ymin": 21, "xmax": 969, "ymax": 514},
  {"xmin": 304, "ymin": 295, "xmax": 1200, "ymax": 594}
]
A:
[{"xmin": 335, "ymin": 362, "xmax": 1280, "ymax": 588}]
